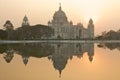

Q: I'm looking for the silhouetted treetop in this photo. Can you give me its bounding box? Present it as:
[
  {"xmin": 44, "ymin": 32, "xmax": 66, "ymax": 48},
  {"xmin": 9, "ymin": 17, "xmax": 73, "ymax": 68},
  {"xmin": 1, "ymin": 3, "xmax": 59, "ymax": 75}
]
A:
[
  {"xmin": 3, "ymin": 20, "xmax": 14, "ymax": 30},
  {"xmin": 96, "ymin": 29, "xmax": 120, "ymax": 40}
]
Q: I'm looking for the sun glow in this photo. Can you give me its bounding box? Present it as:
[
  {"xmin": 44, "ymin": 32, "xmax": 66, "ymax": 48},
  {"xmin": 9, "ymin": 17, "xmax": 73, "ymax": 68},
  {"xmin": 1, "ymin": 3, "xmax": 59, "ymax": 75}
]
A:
[
  {"xmin": 84, "ymin": 13, "xmax": 99, "ymax": 24},
  {"xmin": 81, "ymin": 0, "xmax": 104, "ymax": 23},
  {"xmin": 59, "ymin": 0, "xmax": 105, "ymax": 24}
]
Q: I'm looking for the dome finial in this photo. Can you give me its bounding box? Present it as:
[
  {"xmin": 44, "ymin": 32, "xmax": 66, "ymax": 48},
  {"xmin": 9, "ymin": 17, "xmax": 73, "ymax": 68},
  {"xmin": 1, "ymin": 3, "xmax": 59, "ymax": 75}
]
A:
[
  {"xmin": 59, "ymin": 70, "xmax": 62, "ymax": 78},
  {"xmin": 59, "ymin": 3, "xmax": 62, "ymax": 11}
]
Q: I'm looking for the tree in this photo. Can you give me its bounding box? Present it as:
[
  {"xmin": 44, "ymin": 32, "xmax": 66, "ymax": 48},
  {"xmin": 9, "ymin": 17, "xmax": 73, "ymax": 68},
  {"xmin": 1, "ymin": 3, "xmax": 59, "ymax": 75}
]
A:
[
  {"xmin": 3, "ymin": 20, "xmax": 14, "ymax": 40},
  {"xmin": 0, "ymin": 30, "xmax": 7, "ymax": 39},
  {"xmin": 101, "ymin": 31, "xmax": 107, "ymax": 38},
  {"xmin": 3, "ymin": 20, "xmax": 14, "ymax": 30}
]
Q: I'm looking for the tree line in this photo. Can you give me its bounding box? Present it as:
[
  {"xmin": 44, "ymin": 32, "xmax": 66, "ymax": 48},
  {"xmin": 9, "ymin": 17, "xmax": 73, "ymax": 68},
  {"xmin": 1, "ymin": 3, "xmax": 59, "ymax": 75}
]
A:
[
  {"xmin": 0, "ymin": 20, "xmax": 54, "ymax": 40},
  {"xmin": 96, "ymin": 30, "xmax": 120, "ymax": 40}
]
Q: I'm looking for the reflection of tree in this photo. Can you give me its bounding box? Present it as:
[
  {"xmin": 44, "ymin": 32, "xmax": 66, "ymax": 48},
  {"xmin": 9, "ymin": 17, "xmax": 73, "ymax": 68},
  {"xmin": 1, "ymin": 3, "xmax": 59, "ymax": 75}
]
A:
[
  {"xmin": 16, "ymin": 43, "xmax": 54, "ymax": 58},
  {"xmin": 98, "ymin": 43, "xmax": 120, "ymax": 50},
  {"xmin": 0, "ymin": 44, "xmax": 8, "ymax": 54},
  {"xmin": 0, "ymin": 44, "xmax": 15, "ymax": 63},
  {"xmin": 0, "ymin": 43, "xmax": 54, "ymax": 65},
  {"xmin": 3, "ymin": 49, "xmax": 14, "ymax": 63}
]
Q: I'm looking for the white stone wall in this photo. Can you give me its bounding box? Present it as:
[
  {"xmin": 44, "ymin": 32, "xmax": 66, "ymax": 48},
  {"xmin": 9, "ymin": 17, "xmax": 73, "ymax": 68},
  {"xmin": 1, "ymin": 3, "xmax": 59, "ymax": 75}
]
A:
[
  {"xmin": 48, "ymin": 22, "xmax": 93, "ymax": 39},
  {"xmin": 48, "ymin": 6, "xmax": 94, "ymax": 39}
]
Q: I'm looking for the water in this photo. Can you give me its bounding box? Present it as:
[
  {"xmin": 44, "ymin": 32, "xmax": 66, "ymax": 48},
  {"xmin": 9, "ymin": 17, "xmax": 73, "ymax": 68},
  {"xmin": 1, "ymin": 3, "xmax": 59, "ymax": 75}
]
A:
[{"xmin": 0, "ymin": 42, "xmax": 120, "ymax": 80}]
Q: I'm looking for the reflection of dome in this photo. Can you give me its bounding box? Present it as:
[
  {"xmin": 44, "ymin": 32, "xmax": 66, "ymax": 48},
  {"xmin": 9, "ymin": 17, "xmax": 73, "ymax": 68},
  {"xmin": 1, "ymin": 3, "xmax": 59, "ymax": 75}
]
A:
[
  {"xmin": 52, "ymin": 4, "xmax": 68, "ymax": 24},
  {"xmin": 89, "ymin": 56, "xmax": 93, "ymax": 62},
  {"xmin": 52, "ymin": 55, "xmax": 68, "ymax": 77}
]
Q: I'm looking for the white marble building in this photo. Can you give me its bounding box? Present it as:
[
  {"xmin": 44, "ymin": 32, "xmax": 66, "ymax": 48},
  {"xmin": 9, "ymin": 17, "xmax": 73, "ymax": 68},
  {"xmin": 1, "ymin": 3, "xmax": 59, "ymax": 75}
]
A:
[{"xmin": 48, "ymin": 4, "xmax": 94, "ymax": 39}]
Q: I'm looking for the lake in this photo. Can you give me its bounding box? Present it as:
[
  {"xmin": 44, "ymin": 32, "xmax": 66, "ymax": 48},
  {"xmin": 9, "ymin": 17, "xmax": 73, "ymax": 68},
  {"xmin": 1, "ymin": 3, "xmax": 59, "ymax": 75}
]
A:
[{"xmin": 0, "ymin": 42, "xmax": 120, "ymax": 80}]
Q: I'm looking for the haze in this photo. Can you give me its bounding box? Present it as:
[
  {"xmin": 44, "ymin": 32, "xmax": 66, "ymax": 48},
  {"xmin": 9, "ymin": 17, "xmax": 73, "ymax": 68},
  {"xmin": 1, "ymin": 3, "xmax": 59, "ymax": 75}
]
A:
[{"xmin": 0, "ymin": 0, "xmax": 120, "ymax": 35}]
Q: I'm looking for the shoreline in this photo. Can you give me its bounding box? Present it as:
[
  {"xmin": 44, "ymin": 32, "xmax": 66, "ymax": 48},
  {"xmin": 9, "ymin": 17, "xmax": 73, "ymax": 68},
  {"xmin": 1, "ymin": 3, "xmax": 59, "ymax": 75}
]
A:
[{"xmin": 0, "ymin": 40, "xmax": 120, "ymax": 44}]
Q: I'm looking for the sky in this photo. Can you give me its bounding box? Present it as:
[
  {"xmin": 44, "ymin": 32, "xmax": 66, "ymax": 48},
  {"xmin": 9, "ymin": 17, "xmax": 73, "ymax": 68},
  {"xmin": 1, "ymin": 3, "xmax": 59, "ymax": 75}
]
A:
[{"xmin": 0, "ymin": 0, "xmax": 120, "ymax": 35}]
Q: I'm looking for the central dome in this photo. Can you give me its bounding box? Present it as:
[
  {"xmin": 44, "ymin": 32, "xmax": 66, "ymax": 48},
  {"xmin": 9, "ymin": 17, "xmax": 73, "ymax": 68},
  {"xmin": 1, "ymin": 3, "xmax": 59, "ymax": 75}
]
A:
[{"xmin": 52, "ymin": 4, "xmax": 68, "ymax": 24}]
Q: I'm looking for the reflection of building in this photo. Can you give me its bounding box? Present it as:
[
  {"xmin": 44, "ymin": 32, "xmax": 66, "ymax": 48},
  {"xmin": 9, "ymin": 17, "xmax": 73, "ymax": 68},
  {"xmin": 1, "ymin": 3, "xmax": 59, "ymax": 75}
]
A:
[
  {"xmin": 48, "ymin": 4, "xmax": 94, "ymax": 39},
  {"xmin": 87, "ymin": 43, "xmax": 94, "ymax": 62},
  {"xmin": 48, "ymin": 43, "xmax": 94, "ymax": 76},
  {"xmin": 0, "ymin": 43, "xmax": 94, "ymax": 77},
  {"xmin": 22, "ymin": 56, "xmax": 29, "ymax": 66},
  {"xmin": 51, "ymin": 53, "xmax": 68, "ymax": 77}
]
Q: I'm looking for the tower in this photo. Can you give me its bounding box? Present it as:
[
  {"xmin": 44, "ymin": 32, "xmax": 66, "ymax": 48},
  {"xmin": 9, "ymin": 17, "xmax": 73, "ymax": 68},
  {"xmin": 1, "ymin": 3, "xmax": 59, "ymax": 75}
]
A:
[
  {"xmin": 22, "ymin": 15, "xmax": 30, "ymax": 27},
  {"xmin": 88, "ymin": 18, "xmax": 94, "ymax": 39}
]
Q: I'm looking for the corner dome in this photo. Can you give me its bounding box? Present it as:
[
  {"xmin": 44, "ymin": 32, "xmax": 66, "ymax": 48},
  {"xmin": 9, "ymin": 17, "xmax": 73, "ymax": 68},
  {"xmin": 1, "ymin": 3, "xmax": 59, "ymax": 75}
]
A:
[{"xmin": 89, "ymin": 18, "xmax": 93, "ymax": 24}]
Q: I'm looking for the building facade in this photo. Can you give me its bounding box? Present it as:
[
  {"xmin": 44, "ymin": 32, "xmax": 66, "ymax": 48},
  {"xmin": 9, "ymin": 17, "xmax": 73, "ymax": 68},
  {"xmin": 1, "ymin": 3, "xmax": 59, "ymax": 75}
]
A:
[{"xmin": 48, "ymin": 4, "xmax": 94, "ymax": 39}]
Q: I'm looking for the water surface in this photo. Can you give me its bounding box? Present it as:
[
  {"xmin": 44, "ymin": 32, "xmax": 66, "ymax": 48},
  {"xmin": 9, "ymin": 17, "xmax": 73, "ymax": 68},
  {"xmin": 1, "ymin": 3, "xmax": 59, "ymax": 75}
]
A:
[{"xmin": 0, "ymin": 43, "xmax": 120, "ymax": 80}]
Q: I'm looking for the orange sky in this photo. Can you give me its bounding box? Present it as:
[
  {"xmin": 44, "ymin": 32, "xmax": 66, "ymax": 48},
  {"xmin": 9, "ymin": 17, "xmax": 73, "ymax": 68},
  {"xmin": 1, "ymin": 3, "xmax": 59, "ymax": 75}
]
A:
[{"xmin": 0, "ymin": 0, "xmax": 120, "ymax": 35}]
